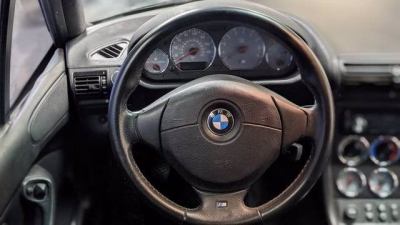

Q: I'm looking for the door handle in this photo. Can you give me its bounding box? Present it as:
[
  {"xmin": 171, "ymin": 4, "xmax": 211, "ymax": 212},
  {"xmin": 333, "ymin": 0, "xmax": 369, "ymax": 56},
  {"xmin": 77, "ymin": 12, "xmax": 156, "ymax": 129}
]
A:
[{"xmin": 22, "ymin": 166, "xmax": 56, "ymax": 225}]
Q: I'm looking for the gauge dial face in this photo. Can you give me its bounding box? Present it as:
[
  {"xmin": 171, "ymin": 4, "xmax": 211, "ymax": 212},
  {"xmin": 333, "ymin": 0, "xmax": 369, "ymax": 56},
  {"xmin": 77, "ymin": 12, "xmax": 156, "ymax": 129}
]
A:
[
  {"xmin": 369, "ymin": 168, "xmax": 398, "ymax": 198},
  {"xmin": 336, "ymin": 168, "xmax": 366, "ymax": 198},
  {"xmin": 218, "ymin": 26, "xmax": 266, "ymax": 70},
  {"xmin": 266, "ymin": 44, "xmax": 293, "ymax": 71},
  {"xmin": 144, "ymin": 49, "xmax": 169, "ymax": 74},
  {"xmin": 170, "ymin": 28, "xmax": 216, "ymax": 71},
  {"xmin": 338, "ymin": 136, "xmax": 370, "ymax": 166},
  {"xmin": 370, "ymin": 136, "xmax": 400, "ymax": 166}
]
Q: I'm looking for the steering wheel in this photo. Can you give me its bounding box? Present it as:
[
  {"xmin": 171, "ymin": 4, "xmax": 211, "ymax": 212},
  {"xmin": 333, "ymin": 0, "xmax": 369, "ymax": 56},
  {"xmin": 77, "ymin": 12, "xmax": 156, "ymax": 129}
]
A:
[{"xmin": 109, "ymin": 1, "xmax": 334, "ymax": 224}]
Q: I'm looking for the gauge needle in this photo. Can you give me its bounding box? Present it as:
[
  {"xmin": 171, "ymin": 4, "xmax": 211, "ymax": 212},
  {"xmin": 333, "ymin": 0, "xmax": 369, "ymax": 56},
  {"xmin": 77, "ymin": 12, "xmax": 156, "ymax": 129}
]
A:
[
  {"xmin": 346, "ymin": 175, "xmax": 356, "ymax": 185},
  {"xmin": 377, "ymin": 182, "xmax": 383, "ymax": 191},
  {"xmin": 225, "ymin": 45, "xmax": 248, "ymax": 60},
  {"xmin": 147, "ymin": 62, "xmax": 160, "ymax": 71},
  {"xmin": 175, "ymin": 47, "xmax": 199, "ymax": 63}
]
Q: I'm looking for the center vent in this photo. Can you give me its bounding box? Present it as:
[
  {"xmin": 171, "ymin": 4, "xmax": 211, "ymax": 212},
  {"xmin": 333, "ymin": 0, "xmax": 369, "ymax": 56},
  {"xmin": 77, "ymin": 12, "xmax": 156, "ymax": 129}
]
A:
[
  {"xmin": 74, "ymin": 71, "xmax": 108, "ymax": 96},
  {"xmin": 90, "ymin": 41, "xmax": 128, "ymax": 60},
  {"xmin": 342, "ymin": 63, "xmax": 400, "ymax": 84}
]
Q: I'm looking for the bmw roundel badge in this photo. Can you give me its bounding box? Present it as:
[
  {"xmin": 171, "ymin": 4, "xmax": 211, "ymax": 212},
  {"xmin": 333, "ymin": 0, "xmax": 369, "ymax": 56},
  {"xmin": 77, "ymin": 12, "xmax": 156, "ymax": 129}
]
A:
[{"xmin": 207, "ymin": 108, "xmax": 234, "ymax": 135}]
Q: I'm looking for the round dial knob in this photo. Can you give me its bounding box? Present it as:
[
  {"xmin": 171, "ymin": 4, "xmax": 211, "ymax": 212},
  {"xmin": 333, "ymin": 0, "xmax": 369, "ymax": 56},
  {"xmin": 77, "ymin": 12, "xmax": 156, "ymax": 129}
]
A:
[
  {"xmin": 370, "ymin": 136, "xmax": 400, "ymax": 166},
  {"xmin": 338, "ymin": 136, "xmax": 369, "ymax": 166}
]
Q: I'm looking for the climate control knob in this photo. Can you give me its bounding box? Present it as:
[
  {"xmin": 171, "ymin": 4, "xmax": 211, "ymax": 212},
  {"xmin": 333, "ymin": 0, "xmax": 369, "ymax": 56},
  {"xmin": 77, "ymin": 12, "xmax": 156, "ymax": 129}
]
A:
[
  {"xmin": 370, "ymin": 136, "xmax": 400, "ymax": 166},
  {"xmin": 338, "ymin": 136, "xmax": 369, "ymax": 166}
]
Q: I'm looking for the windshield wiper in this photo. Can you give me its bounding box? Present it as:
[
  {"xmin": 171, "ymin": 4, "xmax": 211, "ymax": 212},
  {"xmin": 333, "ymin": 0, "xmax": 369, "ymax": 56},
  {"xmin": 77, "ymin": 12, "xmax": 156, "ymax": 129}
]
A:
[{"xmin": 92, "ymin": 0, "xmax": 195, "ymax": 24}]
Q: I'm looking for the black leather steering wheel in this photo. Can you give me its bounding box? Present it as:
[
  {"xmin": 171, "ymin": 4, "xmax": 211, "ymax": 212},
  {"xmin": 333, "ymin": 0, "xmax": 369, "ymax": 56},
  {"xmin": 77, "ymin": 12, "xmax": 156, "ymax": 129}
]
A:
[{"xmin": 109, "ymin": 1, "xmax": 334, "ymax": 224}]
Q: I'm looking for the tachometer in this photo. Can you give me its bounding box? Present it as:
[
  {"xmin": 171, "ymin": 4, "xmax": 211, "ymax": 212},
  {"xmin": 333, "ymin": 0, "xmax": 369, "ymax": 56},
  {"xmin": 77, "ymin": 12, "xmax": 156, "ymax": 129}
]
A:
[
  {"xmin": 218, "ymin": 26, "xmax": 265, "ymax": 70},
  {"xmin": 144, "ymin": 49, "xmax": 169, "ymax": 74},
  {"xmin": 170, "ymin": 28, "xmax": 216, "ymax": 71}
]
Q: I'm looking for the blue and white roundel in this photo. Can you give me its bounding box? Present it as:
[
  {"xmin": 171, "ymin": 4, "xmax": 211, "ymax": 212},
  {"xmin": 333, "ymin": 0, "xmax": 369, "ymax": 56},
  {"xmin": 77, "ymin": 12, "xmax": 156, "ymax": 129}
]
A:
[
  {"xmin": 212, "ymin": 114, "xmax": 229, "ymax": 130},
  {"xmin": 207, "ymin": 108, "xmax": 234, "ymax": 135}
]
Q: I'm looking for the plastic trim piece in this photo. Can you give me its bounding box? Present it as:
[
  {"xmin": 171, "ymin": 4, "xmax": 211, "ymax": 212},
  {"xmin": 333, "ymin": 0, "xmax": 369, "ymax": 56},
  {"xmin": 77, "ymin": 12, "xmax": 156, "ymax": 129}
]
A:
[
  {"xmin": 138, "ymin": 72, "xmax": 302, "ymax": 89},
  {"xmin": 0, "ymin": 49, "xmax": 68, "ymax": 215},
  {"xmin": 39, "ymin": 0, "xmax": 86, "ymax": 47},
  {"xmin": 0, "ymin": 0, "xmax": 16, "ymax": 124}
]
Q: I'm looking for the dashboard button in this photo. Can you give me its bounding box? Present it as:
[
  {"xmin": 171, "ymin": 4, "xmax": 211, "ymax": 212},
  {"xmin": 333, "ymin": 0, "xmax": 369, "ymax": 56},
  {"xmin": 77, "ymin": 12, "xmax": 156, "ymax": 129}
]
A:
[
  {"xmin": 352, "ymin": 115, "xmax": 368, "ymax": 134},
  {"xmin": 392, "ymin": 210, "xmax": 399, "ymax": 221},
  {"xmin": 365, "ymin": 212, "xmax": 374, "ymax": 221},
  {"xmin": 378, "ymin": 203, "xmax": 387, "ymax": 212},
  {"xmin": 344, "ymin": 205, "xmax": 359, "ymax": 221},
  {"xmin": 379, "ymin": 212, "xmax": 388, "ymax": 222},
  {"xmin": 365, "ymin": 203, "xmax": 373, "ymax": 212}
]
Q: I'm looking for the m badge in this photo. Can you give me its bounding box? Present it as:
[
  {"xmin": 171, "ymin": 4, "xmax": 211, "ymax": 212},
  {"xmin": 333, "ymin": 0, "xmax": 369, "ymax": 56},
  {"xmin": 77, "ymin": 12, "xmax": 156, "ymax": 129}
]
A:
[{"xmin": 216, "ymin": 201, "xmax": 228, "ymax": 208}]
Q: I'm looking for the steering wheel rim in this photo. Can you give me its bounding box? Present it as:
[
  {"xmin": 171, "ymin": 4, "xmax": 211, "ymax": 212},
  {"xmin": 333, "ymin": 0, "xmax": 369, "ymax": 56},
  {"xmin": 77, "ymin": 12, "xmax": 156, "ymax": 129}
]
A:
[{"xmin": 109, "ymin": 3, "xmax": 334, "ymax": 224}]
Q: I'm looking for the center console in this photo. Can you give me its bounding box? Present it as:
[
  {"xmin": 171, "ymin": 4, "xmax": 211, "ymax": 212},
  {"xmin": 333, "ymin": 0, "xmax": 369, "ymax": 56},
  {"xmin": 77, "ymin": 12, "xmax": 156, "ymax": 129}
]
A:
[{"xmin": 326, "ymin": 83, "xmax": 400, "ymax": 224}]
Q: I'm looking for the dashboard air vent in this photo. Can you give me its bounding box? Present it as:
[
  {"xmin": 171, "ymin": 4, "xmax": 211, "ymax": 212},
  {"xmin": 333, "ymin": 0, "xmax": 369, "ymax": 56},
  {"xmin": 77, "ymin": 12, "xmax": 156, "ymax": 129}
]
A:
[
  {"xmin": 90, "ymin": 41, "xmax": 128, "ymax": 60},
  {"xmin": 342, "ymin": 63, "xmax": 400, "ymax": 84},
  {"xmin": 73, "ymin": 71, "xmax": 108, "ymax": 96}
]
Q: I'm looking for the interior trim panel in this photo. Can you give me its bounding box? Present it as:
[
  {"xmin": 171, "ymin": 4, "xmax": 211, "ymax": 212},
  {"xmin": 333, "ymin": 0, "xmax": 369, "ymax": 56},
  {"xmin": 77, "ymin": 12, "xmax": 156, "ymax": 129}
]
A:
[{"xmin": 0, "ymin": 49, "xmax": 68, "ymax": 214}]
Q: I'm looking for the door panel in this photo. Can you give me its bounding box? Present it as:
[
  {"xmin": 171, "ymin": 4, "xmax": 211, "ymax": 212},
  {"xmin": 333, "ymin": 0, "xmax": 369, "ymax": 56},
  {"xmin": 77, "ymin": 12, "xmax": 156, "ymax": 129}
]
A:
[{"xmin": 0, "ymin": 49, "xmax": 68, "ymax": 216}]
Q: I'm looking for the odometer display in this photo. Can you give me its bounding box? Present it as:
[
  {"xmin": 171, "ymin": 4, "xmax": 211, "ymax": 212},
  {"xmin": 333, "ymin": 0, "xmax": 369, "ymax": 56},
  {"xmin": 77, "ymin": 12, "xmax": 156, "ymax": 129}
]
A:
[{"xmin": 170, "ymin": 28, "xmax": 216, "ymax": 71}]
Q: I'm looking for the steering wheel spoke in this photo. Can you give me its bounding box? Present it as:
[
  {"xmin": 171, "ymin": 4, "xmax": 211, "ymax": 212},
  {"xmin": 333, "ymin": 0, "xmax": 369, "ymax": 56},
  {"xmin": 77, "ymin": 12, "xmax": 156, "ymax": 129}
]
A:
[
  {"xmin": 135, "ymin": 101, "xmax": 168, "ymax": 154},
  {"xmin": 187, "ymin": 189, "xmax": 259, "ymax": 224},
  {"xmin": 271, "ymin": 96, "xmax": 308, "ymax": 150},
  {"xmin": 119, "ymin": 109, "xmax": 141, "ymax": 149},
  {"xmin": 301, "ymin": 106, "xmax": 319, "ymax": 139}
]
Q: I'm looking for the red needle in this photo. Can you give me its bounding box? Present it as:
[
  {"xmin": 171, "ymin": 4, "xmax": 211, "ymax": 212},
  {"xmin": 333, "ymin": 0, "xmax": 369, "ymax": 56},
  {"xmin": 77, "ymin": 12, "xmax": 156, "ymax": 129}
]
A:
[
  {"xmin": 225, "ymin": 45, "xmax": 248, "ymax": 60},
  {"xmin": 175, "ymin": 47, "xmax": 199, "ymax": 63},
  {"xmin": 147, "ymin": 62, "xmax": 160, "ymax": 71},
  {"xmin": 238, "ymin": 45, "xmax": 248, "ymax": 54},
  {"xmin": 346, "ymin": 175, "xmax": 356, "ymax": 185}
]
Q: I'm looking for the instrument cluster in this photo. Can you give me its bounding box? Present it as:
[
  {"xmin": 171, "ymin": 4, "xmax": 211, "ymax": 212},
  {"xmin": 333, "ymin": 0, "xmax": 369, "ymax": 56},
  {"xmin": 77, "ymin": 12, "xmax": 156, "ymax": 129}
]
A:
[{"xmin": 143, "ymin": 23, "xmax": 297, "ymax": 81}]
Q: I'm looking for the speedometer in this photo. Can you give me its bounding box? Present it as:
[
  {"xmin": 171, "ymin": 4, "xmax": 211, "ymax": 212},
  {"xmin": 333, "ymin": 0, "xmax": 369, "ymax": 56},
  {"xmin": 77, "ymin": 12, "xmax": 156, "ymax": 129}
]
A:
[
  {"xmin": 170, "ymin": 28, "xmax": 216, "ymax": 71},
  {"xmin": 218, "ymin": 26, "xmax": 265, "ymax": 70}
]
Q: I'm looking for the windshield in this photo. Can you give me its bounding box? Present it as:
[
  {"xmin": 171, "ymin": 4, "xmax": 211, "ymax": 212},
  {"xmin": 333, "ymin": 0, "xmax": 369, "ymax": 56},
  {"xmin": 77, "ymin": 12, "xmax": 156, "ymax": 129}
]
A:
[{"xmin": 83, "ymin": 0, "xmax": 191, "ymax": 23}]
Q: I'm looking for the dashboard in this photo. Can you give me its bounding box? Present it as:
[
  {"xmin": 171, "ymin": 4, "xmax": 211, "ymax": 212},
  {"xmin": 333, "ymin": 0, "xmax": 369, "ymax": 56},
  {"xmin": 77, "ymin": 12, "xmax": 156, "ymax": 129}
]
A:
[
  {"xmin": 330, "ymin": 105, "xmax": 400, "ymax": 224},
  {"xmin": 142, "ymin": 22, "xmax": 297, "ymax": 82}
]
